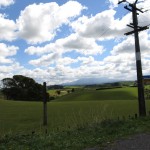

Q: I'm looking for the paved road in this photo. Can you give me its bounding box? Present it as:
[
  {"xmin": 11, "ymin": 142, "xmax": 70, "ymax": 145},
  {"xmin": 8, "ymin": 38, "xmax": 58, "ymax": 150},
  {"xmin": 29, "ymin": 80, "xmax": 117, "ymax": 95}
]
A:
[{"xmin": 85, "ymin": 133, "xmax": 150, "ymax": 150}]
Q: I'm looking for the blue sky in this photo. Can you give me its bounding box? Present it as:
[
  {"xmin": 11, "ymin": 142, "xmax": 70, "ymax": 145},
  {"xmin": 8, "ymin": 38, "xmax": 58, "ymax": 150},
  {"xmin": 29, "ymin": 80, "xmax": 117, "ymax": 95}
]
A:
[{"xmin": 0, "ymin": 0, "xmax": 150, "ymax": 85}]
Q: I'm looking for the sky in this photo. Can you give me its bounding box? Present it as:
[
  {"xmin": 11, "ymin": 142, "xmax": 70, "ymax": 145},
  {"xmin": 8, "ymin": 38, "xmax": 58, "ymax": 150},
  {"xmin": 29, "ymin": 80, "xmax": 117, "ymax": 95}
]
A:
[{"xmin": 0, "ymin": 0, "xmax": 150, "ymax": 85}]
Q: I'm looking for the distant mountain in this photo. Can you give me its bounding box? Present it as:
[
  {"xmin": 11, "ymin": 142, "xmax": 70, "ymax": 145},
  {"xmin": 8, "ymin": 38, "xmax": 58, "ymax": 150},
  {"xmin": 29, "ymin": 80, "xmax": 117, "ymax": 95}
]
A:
[{"xmin": 63, "ymin": 77, "xmax": 117, "ymax": 86}]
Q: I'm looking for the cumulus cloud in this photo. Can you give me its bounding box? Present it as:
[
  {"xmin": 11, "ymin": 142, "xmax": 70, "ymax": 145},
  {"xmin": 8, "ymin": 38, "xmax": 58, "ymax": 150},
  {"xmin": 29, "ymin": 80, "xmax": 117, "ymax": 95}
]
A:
[
  {"xmin": 25, "ymin": 33, "xmax": 104, "ymax": 58},
  {"xmin": 17, "ymin": 1, "xmax": 85, "ymax": 44},
  {"xmin": 61, "ymin": 34, "xmax": 104, "ymax": 55},
  {"xmin": 17, "ymin": 66, "xmax": 77, "ymax": 84},
  {"xmin": 77, "ymin": 56, "xmax": 95, "ymax": 65},
  {"xmin": 29, "ymin": 53, "xmax": 60, "ymax": 66},
  {"xmin": 0, "ymin": 14, "xmax": 17, "ymax": 41},
  {"xmin": 57, "ymin": 57, "xmax": 78, "ymax": 66},
  {"xmin": 0, "ymin": 62, "xmax": 24, "ymax": 82},
  {"xmin": 26, "ymin": 53, "xmax": 130, "ymax": 84},
  {"xmin": 8, "ymin": 49, "xmax": 150, "ymax": 85},
  {"xmin": 111, "ymin": 31, "xmax": 150, "ymax": 55},
  {"xmin": 0, "ymin": 57, "xmax": 13, "ymax": 64},
  {"xmin": 0, "ymin": 43, "xmax": 19, "ymax": 57},
  {"xmin": 1, "ymin": 0, "xmax": 149, "ymax": 85},
  {"xmin": 0, "ymin": 43, "xmax": 19, "ymax": 64},
  {"xmin": 0, "ymin": 0, "xmax": 14, "ymax": 7},
  {"xmin": 70, "ymin": 9, "xmax": 131, "ymax": 40},
  {"xmin": 25, "ymin": 43, "xmax": 57, "ymax": 56},
  {"xmin": 0, "ymin": 62, "xmax": 22, "ymax": 73}
]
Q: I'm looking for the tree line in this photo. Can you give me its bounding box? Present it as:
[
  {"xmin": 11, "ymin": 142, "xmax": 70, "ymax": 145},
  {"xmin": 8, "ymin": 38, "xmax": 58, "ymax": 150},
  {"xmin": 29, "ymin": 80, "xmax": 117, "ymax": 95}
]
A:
[{"xmin": 1, "ymin": 75, "xmax": 49, "ymax": 101}]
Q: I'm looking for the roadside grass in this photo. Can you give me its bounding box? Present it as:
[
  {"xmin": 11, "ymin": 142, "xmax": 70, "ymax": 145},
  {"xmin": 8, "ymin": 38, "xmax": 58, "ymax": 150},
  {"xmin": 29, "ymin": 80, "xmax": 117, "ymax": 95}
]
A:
[{"xmin": 1, "ymin": 117, "xmax": 150, "ymax": 150}]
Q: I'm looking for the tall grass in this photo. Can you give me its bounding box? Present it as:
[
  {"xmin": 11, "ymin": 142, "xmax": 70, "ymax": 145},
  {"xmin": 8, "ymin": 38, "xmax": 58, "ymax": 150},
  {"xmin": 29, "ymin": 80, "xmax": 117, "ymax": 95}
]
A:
[
  {"xmin": 0, "ymin": 87, "xmax": 150, "ymax": 135},
  {"xmin": 1, "ymin": 98, "xmax": 150, "ymax": 135}
]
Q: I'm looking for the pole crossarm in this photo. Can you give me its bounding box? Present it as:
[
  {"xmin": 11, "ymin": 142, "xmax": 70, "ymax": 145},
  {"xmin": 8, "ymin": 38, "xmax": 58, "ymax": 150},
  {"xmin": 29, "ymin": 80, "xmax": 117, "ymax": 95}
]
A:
[
  {"xmin": 125, "ymin": 5, "xmax": 143, "ymax": 13},
  {"xmin": 129, "ymin": 4, "xmax": 144, "ymax": 13},
  {"xmin": 124, "ymin": 5, "xmax": 132, "ymax": 11},
  {"xmin": 125, "ymin": 26, "xmax": 149, "ymax": 35}
]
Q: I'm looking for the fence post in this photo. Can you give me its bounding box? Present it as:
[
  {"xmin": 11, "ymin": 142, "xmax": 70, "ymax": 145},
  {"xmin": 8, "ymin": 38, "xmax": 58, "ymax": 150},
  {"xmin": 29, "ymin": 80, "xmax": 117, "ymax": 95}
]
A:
[
  {"xmin": 43, "ymin": 82, "xmax": 47, "ymax": 131},
  {"xmin": 135, "ymin": 113, "xmax": 138, "ymax": 119}
]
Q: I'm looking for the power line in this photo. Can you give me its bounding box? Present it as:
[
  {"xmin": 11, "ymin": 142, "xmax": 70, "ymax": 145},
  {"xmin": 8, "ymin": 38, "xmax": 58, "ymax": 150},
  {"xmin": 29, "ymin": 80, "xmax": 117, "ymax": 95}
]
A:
[{"xmin": 98, "ymin": 27, "xmax": 110, "ymax": 38}]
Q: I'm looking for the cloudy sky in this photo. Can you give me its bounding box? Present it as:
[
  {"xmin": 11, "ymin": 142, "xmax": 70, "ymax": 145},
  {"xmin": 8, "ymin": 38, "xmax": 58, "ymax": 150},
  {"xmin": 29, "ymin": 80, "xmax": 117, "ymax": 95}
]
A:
[{"xmin": 0, "ymin": 0, "xmax": 150, "ymax": 85}]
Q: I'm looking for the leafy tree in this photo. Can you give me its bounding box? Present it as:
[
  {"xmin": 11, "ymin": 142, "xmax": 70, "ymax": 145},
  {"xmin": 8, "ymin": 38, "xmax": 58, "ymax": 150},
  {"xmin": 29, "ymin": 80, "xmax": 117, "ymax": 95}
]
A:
[
  {"xmin": 56, "ymin": 90, "xmax": 61, "ymax": 95},
  {"xmin": 1, "ymin": 75, "xmax": 48, "ymax": 101},
  {"xmin": 67, "ymin": 90, "xmax": 70, "ymax": 94},
  {"xmin": 71, "ymin": 88, "xmax": 75, "ymax": 92}
]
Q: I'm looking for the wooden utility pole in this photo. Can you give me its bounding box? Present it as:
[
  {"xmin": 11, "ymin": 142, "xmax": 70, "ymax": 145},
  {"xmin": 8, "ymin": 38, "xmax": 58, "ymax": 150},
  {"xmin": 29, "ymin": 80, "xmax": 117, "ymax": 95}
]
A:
[
  {"xmin": 43, "ymin": 82, "xmax": 48, "ymax": 126},
  {"xmin": 118, "ymin": 0, "xmax": 149, "ymax": 116}
]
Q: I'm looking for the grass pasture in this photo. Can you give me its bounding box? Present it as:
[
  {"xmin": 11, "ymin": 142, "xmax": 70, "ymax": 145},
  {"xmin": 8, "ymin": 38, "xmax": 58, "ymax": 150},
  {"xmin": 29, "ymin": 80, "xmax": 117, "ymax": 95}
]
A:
[
  {"xmin": 56, "ymin": 87, "xmax": 138, "ymax": 101},
  {"xmin": 47, "ymin": 86, "xmax": 82, "ymax": 97},
  {"xmin": 0, "ymin": 87, "xmax": 150, "ymax": 135},
  {"xmin": 1, "ymin": 87, "xmax": 150, "ymax": 149}
]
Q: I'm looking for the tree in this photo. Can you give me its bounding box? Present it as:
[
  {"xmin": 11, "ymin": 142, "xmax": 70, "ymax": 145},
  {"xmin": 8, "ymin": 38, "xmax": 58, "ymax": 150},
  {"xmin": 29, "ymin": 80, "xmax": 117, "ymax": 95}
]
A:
[
  {"xmin": 67, "ymin": 90, "xmax": 70, "ymax": 94},
  {"xmin": 56, "ymin": 90, "xmax": 61, "ymax": 95},
  {"xmin": 1, "ymin": 75, "xmax": 47, "ymax": 101},
  {"xmin": 71, "ymin": 88, "xmax": 75, "ymax": 92}
]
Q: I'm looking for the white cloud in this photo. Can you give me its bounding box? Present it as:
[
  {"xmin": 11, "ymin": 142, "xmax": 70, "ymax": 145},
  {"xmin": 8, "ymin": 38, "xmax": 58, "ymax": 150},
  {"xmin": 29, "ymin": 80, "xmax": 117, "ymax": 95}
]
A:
[
  {"xmin": 0, "ymin": 63, "xmax": 22, "ymax": 73},
  {"xmin": 108, "ymin": 0, "xmax": 118, "ymax": 8},
  {"xmin": 0, "ymin": 0, "xmax": 14, "ymax": 7},
  {"xmin": 77, "ymin": 56, "xmax": 95, "ymax": 65},
  {"xmin": 10, "ymin": 50, "xmax": 150, "ymax": 85},
  {"xmin": 17, "ymin": 1, "xmax": 85, "ymax": 44},
  {"xmin": 0, "ymin": 43, "xmax": 19, "ymax": 64},
  {"xmin": 0, "ymin": 62, "xmax": 24, "ymax": 81},
  {"xmin": 19, "ymin": 68, "xmax": 51, "ymax": 83},
  {"xmin": 29, "ymin": 55, "xmax": 94, "ymax": 67},
  {"xmin": 111, "ymin": 31, "xmax": 150, "ymax": 55},
  {"xmin": 29, "ymin": 53, "xmax": 60, "ymax": 66},
  {"xmin": 0, "ymin": 14, "xmax": 17, "ymax": 41},
  {"xmin": 18, "ymin": 66, "xmax": 77, "ymax": 84},
  {"xmin": 70, "ymin": 9, "xmax": 131, "ymax": 40},
  {"xmin": 57, "ymin": 57, "xmax": 78, "ymax": 66},
  {"xmin": 0, "ymin": 43, "xmax": 19, "ymax": 57},
  {"xmin": 0, "ymin": 57, "xmax": 13, "ymax": 64},
  {"xmin": 1, "ymin": 0, "xmax": 149, "ymax": 85},
  {"xmin": 61, "ymin": 34, "xmax": 104, "ymax": 55},
  {"xmin": 25, "ymin": 43, "xmax": 57, "ymax": 56},
  {"xmin": 25, "ymin": 33, "xmax": 104, "ymax": 58},
  {"xmin": 25, "ymin": 33, "xmax": 105, "ymax": 69}
]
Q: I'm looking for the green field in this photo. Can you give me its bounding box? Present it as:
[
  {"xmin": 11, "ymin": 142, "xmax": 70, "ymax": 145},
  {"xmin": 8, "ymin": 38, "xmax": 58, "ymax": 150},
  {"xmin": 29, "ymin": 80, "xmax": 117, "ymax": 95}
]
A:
[
  {"xmin": 56, "ymin": 87, "xmax": 138, "ymax": 101},
  {"xmin": 0, "ymin": 87, "xmax": 150, "ymax": 135}
]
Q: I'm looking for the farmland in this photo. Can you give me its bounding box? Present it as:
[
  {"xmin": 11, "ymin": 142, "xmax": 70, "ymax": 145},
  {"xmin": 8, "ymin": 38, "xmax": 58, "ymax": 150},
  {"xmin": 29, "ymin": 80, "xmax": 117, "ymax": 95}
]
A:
[
  {"xmin": 0, "ymin": 87, "xmax": 150, "ymax": 135},
  {"xmin": 1, "ymin": 86, "xmax": 150, "ymax": 149},
  {"xmin": 55, "ymin": 86, "xmax": 137, "ymax": 101}
]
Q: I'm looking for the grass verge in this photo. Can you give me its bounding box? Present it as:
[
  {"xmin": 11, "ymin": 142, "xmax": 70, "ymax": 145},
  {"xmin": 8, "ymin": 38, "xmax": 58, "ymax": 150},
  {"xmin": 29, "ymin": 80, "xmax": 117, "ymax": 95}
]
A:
[{"xmin": 1, "ymin": 116, "xmax": 150, "ymax": 150}]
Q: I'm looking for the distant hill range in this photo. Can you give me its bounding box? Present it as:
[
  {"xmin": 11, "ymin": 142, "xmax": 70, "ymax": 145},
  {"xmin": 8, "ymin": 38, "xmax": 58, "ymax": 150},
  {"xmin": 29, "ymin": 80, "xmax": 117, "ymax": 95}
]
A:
[{"xmin": 62, "ymin": 77, "xmax": 127, "ymax": 86}]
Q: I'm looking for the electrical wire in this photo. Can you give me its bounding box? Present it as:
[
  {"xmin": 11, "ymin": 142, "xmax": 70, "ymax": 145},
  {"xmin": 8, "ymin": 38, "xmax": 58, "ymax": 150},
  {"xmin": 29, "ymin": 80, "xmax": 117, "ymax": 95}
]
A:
[{"xmin": 98, "ymin": 27, "xmax": 110, "ymax": 39}]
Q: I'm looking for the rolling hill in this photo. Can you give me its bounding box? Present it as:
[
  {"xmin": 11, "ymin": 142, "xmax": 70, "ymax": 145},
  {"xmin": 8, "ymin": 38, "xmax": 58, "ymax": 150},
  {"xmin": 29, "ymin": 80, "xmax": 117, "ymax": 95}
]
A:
[{"xmin": 55, "ymin": 87, "xmax": 138, "ymax": 101}]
